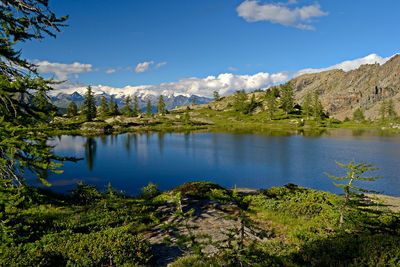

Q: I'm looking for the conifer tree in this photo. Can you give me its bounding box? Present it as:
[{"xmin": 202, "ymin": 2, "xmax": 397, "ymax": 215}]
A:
[
  {"xmin": 82, "ymin": 86, "xmax": 96, "ymax": 121},
  {"xmin": 265, "ymin": 90, "xmax": 277, "ymax": 119},
  {"xmin": 184, "ymin": 106, "xmax": 190, "ymax": 123},
  {"xmin": 157, "ymin": 95, "xmax": 166, "ymax": 114},
  {"xmin": 133, "ymin": 95, "xmax": 139, "ymax": 116},
  {"xmin": 99, "ymin": 96, "xmax": 109, "ymax": 116},
  {"xmin": 312, "ymin": 90, "xmax": 324, "ymax": 120},
  {"xmin": 0, "ymin": 0, "xmax": 68, "ymax": 187},
  {"xmin": 213, "ymin": 90, "xmax": 220, "ymax": 101},
  {"xmin": 387, "ymin": 99, "xmax": 397, "ymax": 119},
  {"xmin": 326, "ymin": 161, "xmax": 382, "ymax": 228},
  {"xmin": 233, "ymin": 89, "xmax": 248, "ymax": 114},
  {"xmin": 280, "ymin": 82, "xmax": 295, "ymax": 115},
  {"xmin": 122, "ymin": 96, "xmax": 133, "ymax": 116},
  {"xmin": 192, "ymin": 96, "xmax": 196, "ymax": 105},
  {"xmin": 353, "ymin": 108, "xmax": 365, "ymax": 121},
  {"xmin": 379, "ymin": 100, "xmax": 387, "ymax": 120},
  {"xmin": 109, "ymin": 96, "xmax": 119, "ymax": 115},
  {"xmin": 67, "ymin": 101, "xmax": 78, "ymax": 117},
  {"xmin": 302, "ymin": 93, "xmax": 313, "ymax": 119},
  {"xmin": 146, "ymin": 100, "xmax": 152, "ymax": 115}
]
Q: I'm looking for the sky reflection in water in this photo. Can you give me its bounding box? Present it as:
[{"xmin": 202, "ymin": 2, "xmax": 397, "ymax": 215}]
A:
[{"xmin": 26, "ymin": 129, "xmax": 400, "ymax": 196}]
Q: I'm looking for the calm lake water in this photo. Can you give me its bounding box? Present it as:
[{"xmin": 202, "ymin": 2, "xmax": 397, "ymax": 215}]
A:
[{"xmin": 27, "ymin": 129, "xmax": 400, "ymax": 196}]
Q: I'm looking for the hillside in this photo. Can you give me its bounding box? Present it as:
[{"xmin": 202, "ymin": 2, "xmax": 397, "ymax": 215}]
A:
[{"xmin": 291, "ymin": 54, "xmax": 400, "ymax": 119}]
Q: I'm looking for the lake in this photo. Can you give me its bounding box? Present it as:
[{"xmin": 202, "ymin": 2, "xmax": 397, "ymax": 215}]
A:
[{"xmin": 26, "ymin": 129, "xmax": 400, "ymax": 196}]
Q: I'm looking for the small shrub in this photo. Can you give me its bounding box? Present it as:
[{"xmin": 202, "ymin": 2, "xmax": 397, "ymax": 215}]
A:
[{"xmin": 71, "ymin": 183, "xmax": 100, "ymax": 205}]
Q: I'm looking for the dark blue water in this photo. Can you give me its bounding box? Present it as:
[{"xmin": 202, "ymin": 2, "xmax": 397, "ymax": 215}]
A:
[{"xmin": 26, "ymin": 129, "xmax": 400, "ymax": 196}]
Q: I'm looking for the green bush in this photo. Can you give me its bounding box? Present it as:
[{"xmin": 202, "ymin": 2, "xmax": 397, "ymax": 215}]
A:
[
  {"xmin": 1, "ymin": 227, "xmax": 151, "ymax": 266},
  {"xmin": 71, "ymin": 183, "xmax": 101, "ymax": 205}
]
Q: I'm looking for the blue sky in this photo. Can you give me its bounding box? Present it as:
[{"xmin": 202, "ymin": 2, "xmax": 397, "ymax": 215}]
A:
[{"xmin": 20, "ymin": 0, "xmax": 400, "ymax": 97}]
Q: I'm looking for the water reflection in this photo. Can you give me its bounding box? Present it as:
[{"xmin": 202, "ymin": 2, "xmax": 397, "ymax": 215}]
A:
[
  {"xmin": 39, "ymin": 129, "xmax": 400, "ymax": 196},
  {"xmin": 84, "ymin": 137, "xmax": 97, "ymax": 171}
]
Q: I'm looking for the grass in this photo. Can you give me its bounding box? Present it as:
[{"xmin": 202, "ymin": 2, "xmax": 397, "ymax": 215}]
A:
[{"xmin": 2, "ymin": 181, "xmax": 400, "ymax": 266}]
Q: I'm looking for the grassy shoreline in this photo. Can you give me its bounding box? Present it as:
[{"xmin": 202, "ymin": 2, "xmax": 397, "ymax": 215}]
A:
[{"xmin": 2, "ymin": 181, "xmax": 400, "ymax": 266}]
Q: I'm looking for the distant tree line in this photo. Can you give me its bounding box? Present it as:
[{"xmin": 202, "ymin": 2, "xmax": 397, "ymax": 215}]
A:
[{"xmin": 67, "ymin": 86, "xmax": 172, "ymax": 121}]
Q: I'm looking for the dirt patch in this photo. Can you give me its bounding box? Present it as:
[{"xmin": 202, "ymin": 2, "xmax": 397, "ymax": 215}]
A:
[{"xmin": 366, "ymin": 194, "xmax": 400, "ymax": 212}]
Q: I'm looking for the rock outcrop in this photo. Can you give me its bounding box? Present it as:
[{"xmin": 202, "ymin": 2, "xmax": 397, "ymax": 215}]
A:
[{"xmin": 292, "ymin": 54, "xmax": 400, "ymax": 119}]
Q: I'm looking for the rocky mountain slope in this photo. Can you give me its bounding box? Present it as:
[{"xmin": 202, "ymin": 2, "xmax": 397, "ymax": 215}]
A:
[{"xmin": 291, "ymin": 54, "xmax": 400, "ymax": 119}]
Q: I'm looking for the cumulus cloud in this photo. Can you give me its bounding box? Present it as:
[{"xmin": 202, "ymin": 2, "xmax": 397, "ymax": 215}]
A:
[
  {"xmin": 51, "ymin": 71, "xmax": 289, "ymax": 98},
  {"xmin": 34, "ymin": 60, "xmax": 94, "ymax": 80},
  {"xmin": 155, "ymin": 62, "xmax": 167, "ymax": 69},
  {"xmin": 105, "ymin": 68, "xmax": 116, "ymax": 74},
  {"xmin": 49, "ymin": 53, "xmax": 396, "ymax": 99},
  {"xmin": 135, "ymin": 61, "xmax": 154, "ymax": 73},
  {"xmin": 293, "ymin": 53, "xmax": 393, "ymax": 77},
  {"xmin": 237, "ymin": 0, "xmax": 328, "ymax": 30}
]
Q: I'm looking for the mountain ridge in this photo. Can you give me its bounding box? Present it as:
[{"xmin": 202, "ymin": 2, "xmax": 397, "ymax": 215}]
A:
[{"xmin": 291, "ymin": 54, "xmax": 400, "ymax": 119}]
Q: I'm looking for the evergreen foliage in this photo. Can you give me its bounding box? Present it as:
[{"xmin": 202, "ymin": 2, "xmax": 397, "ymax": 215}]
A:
[
  {"xmin": 66, "ymin": 101, "xmax": 77, "ymax": 117},
  {"xmin": 157, "ymin": 95, "xmax": 166, "ymax": 114},
  {"xmin": 353, "ymin": 108, "xmax": 365, "ymax": 121},
  {"xmin": 121, "ymin": 96, "xmax": 133, "ymax": 116},
  {"xmin": 109, "ymin": 96, "xmax": 119, "ymax": 115},
  {"xmin": 279, "ymin": 82, "xmax": 295, "ymax": 115},
  {"xmin": 82, "ymin": 86, "xmax": 96, "ymax": 121},
  {"xmin": 312, "ymin": 90, "xmax": 324, "ymax": 120},
  {"xmin": 302, "ymin": 93, "xmax": 313, "ymax": 119},
  {"xmin": 192, "ymin": 96, "xmax": 196, "ymax": 105},
  {"xmin": 133, "ymin": 95, "xmax": 139, "ymax": 116},
  {"xmin": 99, "ymin": 96, "xmax": 109, "ymax": 115},
  {"xmin": 326, "ymin": 161, "xmax": 382, "ymax": 228},
  {"xmin": 233, "ymin": 89, "xmax": 249, "ymax": 114},
  {"xmin": 146, "ymin": 100, "xmax": 152, "ymax": 115},
  {"xmin": 0, "ymin": 0, "xmax": 68, "ymax": 186},
  {"xmin": 265, "ymin": 90, "xmax": 277, "ymax": 119},
  {"xmin": 213, "ymin": 90, "xmax": 220, "ymax": 101}
]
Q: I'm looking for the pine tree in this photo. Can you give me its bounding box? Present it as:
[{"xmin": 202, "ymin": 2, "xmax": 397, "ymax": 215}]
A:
[
  {"xmin": 387, "ymin": 99, "xmax": 397, "ymax": 119},
  {"xmin": 353, "ymin": 108, "xmax": 365, "ymax": 121},
  {"xmin": 99, "ymin": 96, "xmax": 109, "ymax": 116},
  {"xmin": 233, "ymin": 89, "xmax": 248, "ymax": 114},
  {"xmin": 312, "ymin": 90, "xmax": 324, "ymax": 120},
  {"xmin": 280, "ymin": 82, "xmax": 295, "ymax": 115},
  {"xmin": 146, "ymin": 100, "xmax": 152, "ymax": 115},
  {"xmin": 157, "ymin": 95, "xmax": 166, "ymax": 114},
  {"xmin": 133, "ymin": 95, "xmax": 139, "ymax": 116},
  {"xmin": 184, "ymin": 106, "xmax": 190, "ymax": 124},
  {"xmin": 213, "ymin": 91, "xmax": 220, "ymax": 101},
  {"xmin": 265, "ymin": 90, "xmax": 277, "ymax": 119},
  {"xmin": 67, "ymin": 101, "xmax": 78, "ymax": 117},
  {"xmin": 122, "ymin": 96, "xmax": 133, "ymax": 116},
  {"xmin": 272, "ymin": 86, "xmax": 280, "ymax": 98},
  {"xmin": 247, "ymin": 93, "xmax": 257, "ymax": 114},
  {"xmin": 109, "ymin": 96, "xmax": 118, "ymax": 115},
  {"xmin": 192, "ymin": 96, "xmax": 196, "ymax": 105},
  {"xmin": 82, "ymin": 86, "xmax": 96, "ymax": 121},
  {"xmin": 379, "ymin": 100, "xmax": 387, "ymax": 120},
  {"xmin": 326, "ymin": 161, "xmax": 382, "ymax": 228},
  {"xmin": 0, "ymin": 1, "xmax": 68, "ymax": 188},
  {"xmin": 302, "ymin": 93, "xmax": 313, "ymax": 119}
]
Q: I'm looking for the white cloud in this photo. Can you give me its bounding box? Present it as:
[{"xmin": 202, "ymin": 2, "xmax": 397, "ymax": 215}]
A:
[
  {"xmin": 293, "ymin": 53, "xmax": 393, "ymax": 77},
  {"xmin": 155, "ymin": 62, "xmax": 167, "ymax": 69},
  {"xmin": 228, "ymin": 66, "xmax": 238, "ymax": 71},
  {"xmin": 135, "ymin": 61, "xmax": 154, "ymax": 73},
  {"xmin": 51, "ymin": 71, "xmax": 289, "ymax": 98},
  {"xmin": 105, "ymin": 68, "xmax": 116, "ymax": 74},
  {"xmin": 49, "ymin": 53, "xmax": 397, "ymax": 100},
  {"xmin": 237, "ymin": 0, "xmax": 328, "ymax": 30},
  {"xmin": 34, "ymin": 60, "xmax": 94, "ymax": 80}
]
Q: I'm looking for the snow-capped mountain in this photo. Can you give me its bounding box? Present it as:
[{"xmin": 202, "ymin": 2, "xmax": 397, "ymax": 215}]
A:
[{"xmin": 50, "ymin": 90, "xmax": 212, "ymax": 112}]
